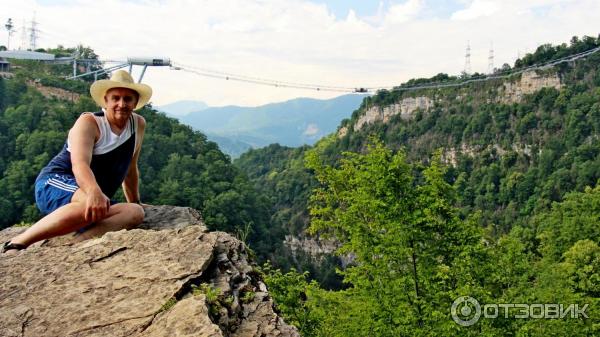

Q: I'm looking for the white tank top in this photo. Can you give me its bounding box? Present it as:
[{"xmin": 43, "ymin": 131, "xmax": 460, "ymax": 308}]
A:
[{"xmin": 67, "ymin": 111, "xmax": 137, "ymax": 155}]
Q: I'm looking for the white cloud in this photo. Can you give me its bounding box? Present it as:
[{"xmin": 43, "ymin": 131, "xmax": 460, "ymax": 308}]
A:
[
  {"xmin": 0, "ymin": 0, "xmax": 599, "ymax": 107},
  {"xmin": 451, "ymin": 0, "xmax": 499, "ymax": 21},
  {"xmin": 384, "ymin": 0, "xmax": 424, "ymax": 25},
  {"xmin": 303, "ymin": 123, "xmax": 320, "ymax": 136}
]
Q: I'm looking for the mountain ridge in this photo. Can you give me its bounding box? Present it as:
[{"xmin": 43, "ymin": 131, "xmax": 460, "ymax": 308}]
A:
[
  {"xmin": 171, "ymin": 94, "xmax": 367, "ymax": 157},
  {"xmin": 156, "ymin": 100, "xmax": 208, "ymax": 116}
]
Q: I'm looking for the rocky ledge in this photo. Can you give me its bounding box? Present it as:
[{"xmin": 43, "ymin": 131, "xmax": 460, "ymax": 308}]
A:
[{"xmin": 0, "ymin": 205, "xmax": 299, "ymax": 337}]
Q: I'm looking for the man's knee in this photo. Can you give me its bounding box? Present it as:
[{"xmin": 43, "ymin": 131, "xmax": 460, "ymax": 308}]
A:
[{"xmin": 128, "ymin": 203, "xmax": 145, "ymax": 227}]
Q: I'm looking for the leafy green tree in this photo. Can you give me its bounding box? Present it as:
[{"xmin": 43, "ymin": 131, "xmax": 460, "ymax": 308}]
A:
[
  {"xmin": 534, "ymin": 185, "xmax": 600, "ymax": 260},
  {"xmin": 304, "ymin": 138, "xmax": 487, "ymax": 335},
  {"xmin": 0, "ymin": 76, "xmax": 5, "ymax": 110},
  {"xmin": 261, "ymin": 263, "xmax": 322, "ymax": 336},
  {"xmin": 561, "ymin": 240, "xmax": 600, "ymax": 298}
]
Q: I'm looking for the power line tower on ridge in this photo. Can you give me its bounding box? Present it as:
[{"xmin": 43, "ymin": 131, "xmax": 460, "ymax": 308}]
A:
[
  {"xmin": 464, "ymin": 41, "xmax": 471, "ymax": 75},
  {"xmin": 29, "ymin": 12, "xmax": 39, "ymax": 51},
  {"xmin": 20, "ymin": 19, "xmax": 27, "ymax": 50},
  {"xmin": 488, "ymin": 42, "xmax": 494, "ymax": 74}
]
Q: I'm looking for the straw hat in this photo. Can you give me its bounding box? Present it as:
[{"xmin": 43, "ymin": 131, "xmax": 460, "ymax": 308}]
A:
[{"xmin": 90, "ymin": 70, "xmax": 153, "ymax": 110}]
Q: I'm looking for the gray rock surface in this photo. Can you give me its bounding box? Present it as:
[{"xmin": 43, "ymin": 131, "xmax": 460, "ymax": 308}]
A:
[{"xmin": 0, "ymin": 205, "xmax": 299, "ymax": 337}]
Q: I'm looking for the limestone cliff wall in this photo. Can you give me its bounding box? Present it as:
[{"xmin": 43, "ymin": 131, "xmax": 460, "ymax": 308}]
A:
[
  {"xmin": 500, "ymin": 70, "xmax": 561, "ymax": 104},
  {"xmin": 441, "ymin": 143, "xmax": 535, "ymax": 167},
  {"xmin": 27, "ymin": 80, "xmax": 81, "ymax": 102},
  {"xmin": 283, "ymin": 234, "xmax": 354, "ymax": 267},
  {"xmin": 354, "ymin": 96, "xmax": 433, "ymax": 131},
  {"xmin": 343, "ymin": 69, "xmax": 561, "ymax": 136}
]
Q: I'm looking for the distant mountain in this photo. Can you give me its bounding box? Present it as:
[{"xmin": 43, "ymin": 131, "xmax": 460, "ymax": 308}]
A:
[
  {"xmin": 177, "ymin": 94, "xmax": 367, "ymax": 156},
  {"xmin": 204, "ymin": 132, "xmax": 253, "ymax": 159},
  {"xmin": 156, "ymin": 100, "xmax": 208, "ymax": 116}
]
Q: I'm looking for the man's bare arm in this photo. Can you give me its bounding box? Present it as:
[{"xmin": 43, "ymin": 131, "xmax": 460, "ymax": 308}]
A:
[
  {"xmin": 123, "ymin": 114, "xmax": 146, "ymax": 203},
  {"xmin": 69, "ymin": 113, "xmax": 110, "ymax": 222}
]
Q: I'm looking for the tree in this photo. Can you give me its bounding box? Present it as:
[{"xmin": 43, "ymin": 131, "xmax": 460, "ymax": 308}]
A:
[
  {"xmin": 534, "ymin": 185, "xmax": 600, "ymax": 260},
  {"xmin": 304, "ymin": 138, "xmax": 487, "ymax": 335},
  {"xmin": 0, "ymin": 76, "xmax": 5, "ymax": 110}
]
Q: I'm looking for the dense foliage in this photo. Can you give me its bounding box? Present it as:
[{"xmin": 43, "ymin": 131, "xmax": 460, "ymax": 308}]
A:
[
  {"xmin": 514, "ymin": 35, "xmax": 600, "ymax": 69},
  {"xmin": 263, "ymin": 141, "xmax": 598, "ymax": 336},
  {"xmin": 239, "ymin": 36, "xmax": 600, "ymax": 334},
  {"xmin": 240, "ymin": 35, "xmax": 600, "ymax": 274},
  {"xmin": 236, "ymin": 144, "xmax": 345, "ymax": 288},
  {"xmin": 334, "ymin": 36, "xmax": 600, "ymax": 236},
  {"xmin": 236, "ymin": 144, "xmax": 314, "ymax": 237}
]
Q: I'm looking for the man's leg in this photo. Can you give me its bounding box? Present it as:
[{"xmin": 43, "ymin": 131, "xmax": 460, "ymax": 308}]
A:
[
  {"xmin": 7, "ymin": 189, "xmax": 90, "ymax": 248},
  {"xmin": 7, "ymin": 189, "xmax": 144, "ymax": 248},
  {"xmin": 72, "ymin": 203, "xmax": 144, "ymax": 242}
]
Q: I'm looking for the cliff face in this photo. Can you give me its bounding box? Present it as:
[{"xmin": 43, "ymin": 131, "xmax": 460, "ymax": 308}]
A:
[
  {"xmin": 344, "ymin": 69, "xmax": 562, "ymax": 133},
  {"xmin": 354, "ymin": 96, "xmax": 434, "ymax": 131},
  {"xmin": 283, "ymin": 235, "xmax": 354, "ymax": 268},
  {"xmin": 0, "ymin": 206, "xmax": 299, "ymax": 337},
  {"xmin": 500, "ymin": 70, "xmax": 561, "ymax": 103},
  {"xmin": 27, "ymin": 80, "xmax": 81, "ymax": 102}
]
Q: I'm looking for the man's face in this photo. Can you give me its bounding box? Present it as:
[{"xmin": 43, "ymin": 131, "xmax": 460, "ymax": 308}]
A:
[{"xmin": 104, "ymin": 87, "xmax": 139, "ymax": 119}]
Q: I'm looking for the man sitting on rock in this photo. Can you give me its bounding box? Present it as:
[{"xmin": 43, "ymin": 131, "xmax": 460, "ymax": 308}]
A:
[{"xmin": 2, "ymin": 70, "xmax": 150, "ymax": 254}]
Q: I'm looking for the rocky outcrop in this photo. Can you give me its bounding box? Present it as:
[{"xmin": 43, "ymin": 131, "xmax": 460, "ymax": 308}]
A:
[
  {"xmin": 441, "ymin": 143, "xmax": 535, "ymax": 166},
  {"xmin": 337, "ymin": 126, "xmax": 349, "ymax": 138},
  {"xmin": 27, "ymin": 79, "xmax": 81, "ymax": 102},
  {"xmin": 284, "ymin": 234, "xmax": 339, "ymax": 257},
  {"xmin": 501, "ymin": 70, "xmax": 561, "ymax": 103},
  {"xmin": 0, "ymin": 205, "xmax": 299, "ymax": 337},
  {"xmin": 353, "ymin": 96, "xmax": 433, "ymax": 131},
  {"xmin": 283, "ymin": 234, "xmax": 354, "ymax": 268}
]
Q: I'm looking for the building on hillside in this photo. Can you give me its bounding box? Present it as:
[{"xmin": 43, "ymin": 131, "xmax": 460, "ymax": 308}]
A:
[
  {"xmin": 0, "ymin": 58, "xmax": 10, "ymax": 73},
  {"xmin": 0, "ymin": 50, "xmax": 55, "ymax": 61}
]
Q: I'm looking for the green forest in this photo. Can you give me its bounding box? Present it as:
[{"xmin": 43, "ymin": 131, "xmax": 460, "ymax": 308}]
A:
[
  {"xmin": 1, "ymin": 36, "xmax": 599, "ymax": 335},
  {"xmin": 238, "ymin": 36, "xmax": 600, "ymax": 335}
]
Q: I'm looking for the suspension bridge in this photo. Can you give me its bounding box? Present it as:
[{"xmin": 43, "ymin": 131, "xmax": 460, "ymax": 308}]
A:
[{"xmin": 3, "ymin": 45, "xmax": 600, "ymax": 94}]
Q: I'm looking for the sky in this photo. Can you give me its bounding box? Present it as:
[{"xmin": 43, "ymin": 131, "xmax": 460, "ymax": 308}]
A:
[{"xmin": 1, "ymin": 0, "xmax": 599, "ymax": 107}]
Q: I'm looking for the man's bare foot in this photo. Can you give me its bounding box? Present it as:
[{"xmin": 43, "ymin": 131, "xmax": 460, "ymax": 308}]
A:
[
  {"xmin": 2, "ymin": 249, "xmax": 19, "ymax": 256},
  {"xmin": 2, "ymin": 241, "xmax": 27, "ymax": 256}
]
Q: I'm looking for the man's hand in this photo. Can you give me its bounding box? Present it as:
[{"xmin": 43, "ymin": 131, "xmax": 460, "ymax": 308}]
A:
[
  {"xmin": 85, "ymin": 188, "xmax": 111, "ymax": 222},
  {"xmin": 69, "ymin": 113, "xmax": 107, "ymax": 222}
]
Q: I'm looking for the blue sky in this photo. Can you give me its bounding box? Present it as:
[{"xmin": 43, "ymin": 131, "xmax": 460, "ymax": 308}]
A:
[
  {"xmin": 312, "ymin": 0, "xmax": 464, "ymax": 20},
  {"xmin": 313, "ymin": 0, "xmax": 382, "ymax": 18}
]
